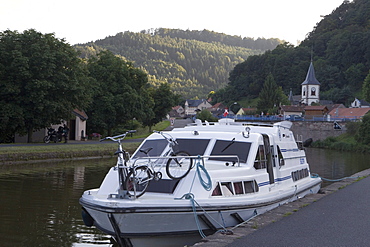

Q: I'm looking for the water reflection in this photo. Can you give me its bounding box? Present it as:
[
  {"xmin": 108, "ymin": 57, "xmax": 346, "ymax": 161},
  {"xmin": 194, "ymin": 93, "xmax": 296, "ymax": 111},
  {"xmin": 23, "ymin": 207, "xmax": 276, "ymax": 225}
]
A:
[
  {"xmin": 0, "ymin": 158, "xmax": 117, "ymax": 247},
  {"xmin": 0, "ymin": 150, "xmax": 369, "ymax": 246}
]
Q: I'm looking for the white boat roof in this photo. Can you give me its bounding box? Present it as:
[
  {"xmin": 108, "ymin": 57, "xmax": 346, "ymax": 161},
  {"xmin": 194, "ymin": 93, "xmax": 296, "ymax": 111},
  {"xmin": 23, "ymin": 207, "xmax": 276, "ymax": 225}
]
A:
[{"xmin": 171, "ymin": 119, "xmax": 292, "ymax": 135}]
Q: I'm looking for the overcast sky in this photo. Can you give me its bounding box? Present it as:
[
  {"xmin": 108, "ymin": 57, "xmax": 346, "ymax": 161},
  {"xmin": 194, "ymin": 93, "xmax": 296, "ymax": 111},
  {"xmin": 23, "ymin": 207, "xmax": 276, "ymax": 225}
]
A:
[{"xmin": 0, "ymin": 0, "xmax": 346, "ymax": 45}]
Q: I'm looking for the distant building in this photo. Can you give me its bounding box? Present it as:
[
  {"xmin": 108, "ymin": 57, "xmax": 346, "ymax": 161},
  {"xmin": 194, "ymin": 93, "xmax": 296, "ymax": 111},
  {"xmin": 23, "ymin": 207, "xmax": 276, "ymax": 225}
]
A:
[
  {"xmin": 351, "ymin": 98, "xmax": 370, "ymax": 108},
  {"xmin": 236, "ymin": 107, "xmax": 257, "ymax": 115},
  {"xmin": 279, "ymin": 105, "xmax": 304, "ymax": 118},
  {"xmin": 184, "ymin": 99, "xmax": 212, "ymax": 116},
  {"xmin": 301, "ymin": 62, "xmax": 321, "ymax": 105},
  {"xmin": 168, "ymin": 105, "xmax": 185, "ymax": 118},
  {"xmin": 304, "ymin": 105, "xmax": 328, "ymax": 119},
  {"xmin": 328, "ymin": 107, "xmax": 370, "ymax": 121}
]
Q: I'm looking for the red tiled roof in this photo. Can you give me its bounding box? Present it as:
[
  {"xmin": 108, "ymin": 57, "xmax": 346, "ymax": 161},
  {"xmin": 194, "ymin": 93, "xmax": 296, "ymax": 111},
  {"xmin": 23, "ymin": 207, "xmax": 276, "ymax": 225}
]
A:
[{"xmin": 328, "ymin": 108, "xmax": 370, "ymax": 117}]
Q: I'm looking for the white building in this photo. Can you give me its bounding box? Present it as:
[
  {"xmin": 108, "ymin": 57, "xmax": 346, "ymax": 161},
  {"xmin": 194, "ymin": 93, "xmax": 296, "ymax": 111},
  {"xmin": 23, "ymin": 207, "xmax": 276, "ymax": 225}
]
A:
[{"xmin": 301, "ymin": 62, "xmax": 320, "ymax": 105}]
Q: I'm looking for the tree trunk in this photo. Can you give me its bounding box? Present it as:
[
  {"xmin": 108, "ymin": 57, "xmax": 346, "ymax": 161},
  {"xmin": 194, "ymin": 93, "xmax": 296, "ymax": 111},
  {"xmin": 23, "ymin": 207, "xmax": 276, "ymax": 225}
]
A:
[{"xmin": 27, "ymin": 127, "xmax": 33, "ymax": 143}]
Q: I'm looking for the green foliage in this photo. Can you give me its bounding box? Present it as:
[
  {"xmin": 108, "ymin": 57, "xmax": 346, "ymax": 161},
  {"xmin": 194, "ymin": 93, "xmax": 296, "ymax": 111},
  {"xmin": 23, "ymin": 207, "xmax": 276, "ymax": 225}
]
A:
[
  {"xmin": 196, "ymin": 110, "xmax": 218, "ymax": 122},
  {"xmin": 257, "ymin": 74, "xmax": 289, "ymax": 113},
  {"xmin": 345, "ymin": 121, "xmax": 361, "ymax": 136},
  {"xmin": 220, "ymin": 0, "xmax": 370, "ymax": 104},
  {"xmin": 142, "ymin": 83, "xmax": 180, "ymax": 129},
  {"xmin": 0, "ymin": 29, "xmax": 92, "ymax": 142},
  {"xmin": 86, "ymin": 50, "xmax": 153, "ymax": 136},
  {"xmin": 362, "ymin": 70, "xmax": 370, "ymax": 102},
  {"xmin": 74, "ymin": 29, "xmax": 282, "ymax": 99},
  {"xmin": 356, "ymin": 112, "xmax": 370, "ymax": 145}
]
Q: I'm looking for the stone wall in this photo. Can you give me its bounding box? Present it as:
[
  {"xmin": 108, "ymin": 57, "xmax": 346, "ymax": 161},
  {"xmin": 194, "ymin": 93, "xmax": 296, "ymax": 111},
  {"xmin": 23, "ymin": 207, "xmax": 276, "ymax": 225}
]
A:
[{"xmin": 291, "ymin": 121, "xmax": 347, "ymax": 142}]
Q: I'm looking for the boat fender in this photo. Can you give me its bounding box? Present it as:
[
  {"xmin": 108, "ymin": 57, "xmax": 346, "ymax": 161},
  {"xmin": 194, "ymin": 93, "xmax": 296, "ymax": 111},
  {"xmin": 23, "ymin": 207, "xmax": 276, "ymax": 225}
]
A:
[
  {"xmin": 303, "ymin": 138, "xmax": 313, "ymax": 147},
  {"xmin": 81, "ymin": 208, "xmax": 94, "ymax": 227}
]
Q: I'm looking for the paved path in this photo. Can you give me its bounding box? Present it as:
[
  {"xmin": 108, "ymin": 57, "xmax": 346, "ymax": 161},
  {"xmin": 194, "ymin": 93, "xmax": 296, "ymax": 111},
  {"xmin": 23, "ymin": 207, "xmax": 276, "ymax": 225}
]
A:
[{"xmin": 194, "ymin": 169, "xmax": 370, "ymax": 247}]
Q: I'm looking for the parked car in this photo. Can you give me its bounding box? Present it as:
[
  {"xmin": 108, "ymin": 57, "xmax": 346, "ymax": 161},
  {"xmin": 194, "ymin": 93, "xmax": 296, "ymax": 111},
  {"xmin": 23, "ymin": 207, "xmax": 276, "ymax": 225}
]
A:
[{"xmin": 286, "ymin": 115, "xmax": 304, "ymax": 121}]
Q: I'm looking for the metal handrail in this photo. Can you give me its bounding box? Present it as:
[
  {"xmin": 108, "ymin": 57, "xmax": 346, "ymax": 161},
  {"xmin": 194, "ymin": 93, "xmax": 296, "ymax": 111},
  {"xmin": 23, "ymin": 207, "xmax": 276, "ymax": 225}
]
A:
[{"xmin": 132, "ymin": 155, "xmax": 240, "ymax": 167}]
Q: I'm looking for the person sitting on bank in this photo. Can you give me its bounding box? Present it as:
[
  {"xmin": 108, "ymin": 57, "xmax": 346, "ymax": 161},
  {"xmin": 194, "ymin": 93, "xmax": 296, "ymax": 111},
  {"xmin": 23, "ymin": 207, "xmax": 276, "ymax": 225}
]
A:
[{"xmin": 63, "ymin": 124, "xmax": 70, "ymax": 143}]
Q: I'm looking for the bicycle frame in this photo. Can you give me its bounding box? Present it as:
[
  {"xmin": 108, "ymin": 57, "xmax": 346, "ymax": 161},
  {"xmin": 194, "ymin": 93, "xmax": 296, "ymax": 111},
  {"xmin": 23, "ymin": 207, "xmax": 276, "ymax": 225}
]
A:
[{"xmin": 100, "ymin": 130, "xmax": 136, "ymax": 199}]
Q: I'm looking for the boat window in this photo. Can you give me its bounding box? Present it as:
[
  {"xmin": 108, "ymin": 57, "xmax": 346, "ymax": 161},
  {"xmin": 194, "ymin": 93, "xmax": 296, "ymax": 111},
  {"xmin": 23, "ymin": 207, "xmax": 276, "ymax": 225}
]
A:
[
  {"xmin": 211, "ymin": 181, "xmax": 259, "ymax": 196},
  {"xmin": 292, "ymin": 168, "xmax": 309, "ymax": 181},
  {"xmin": 254, "ymin": 145, "xmax": 267, "ymax": 169},
  {"xmin": 234, "ymin": 182, "xmax": 244, "ymax": 195},
  {"xmin": 211, "ymin": 183, "xmax": 222, "ymax": 196},
  {"xmin": 209, "ymin": 140, "xmax": 251, "ymax": 163},
  {"xmin": 175, "ymin": 139, "xmax": 210, "ymax": 156},
  {"xmin": 244, "ymin": 181, "xmax": 259, "ymax": 193},
  {"xmin": 218, "ymin": 182, "xmax": 233, "ymax": 196},
  {"xmin": 277, "ymin": 145, "xmax": 285, "ymax": 167},
  {"xmin": 132, "ymin": 139, "xmax": 168, "ymax": 159}
]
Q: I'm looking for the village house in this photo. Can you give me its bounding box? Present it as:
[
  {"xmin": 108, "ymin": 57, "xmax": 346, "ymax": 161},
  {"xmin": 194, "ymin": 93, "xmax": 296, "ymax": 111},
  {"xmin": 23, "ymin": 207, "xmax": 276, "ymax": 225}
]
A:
[
  {"xmin": 184, "ymin": 99, "xmax": 212, "ymax": 116},
  {"xmin": 14, "ymin": 109, "xmax": 88, "ymax": 143},
  {"xmin": 279, "ymin": 105, "xmax": 304, "ymax": 119},
  {"xmin": 304, "ymin": 105, "xmax": 329, "ymax": 120},
  {"xmin": 351, "ymin": 98, "xmax": 370, "ymax": 108},
  {"xmin": 209, "ymin": 102, "xmax": 227, "ymax": 117},
  {"xmin": 328, "ymin": 107, "xmax": 370, "ymax": 121},
  {"xmin": 236, "ymin": 107, "xmax": 257, "ymax": 115},
  {"xmin": 168, "ymin": 105, "xmax": 185, "ymax": 118}
]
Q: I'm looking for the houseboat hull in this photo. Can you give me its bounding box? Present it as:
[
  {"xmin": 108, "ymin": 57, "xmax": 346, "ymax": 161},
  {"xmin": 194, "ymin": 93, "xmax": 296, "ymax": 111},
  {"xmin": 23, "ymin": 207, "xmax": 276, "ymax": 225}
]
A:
[
  {"xmin": 80, "ymin": 120, "xmax": 322, "ymax": 246},
  {"xmin": 80, "ymin": 178, "xmax": 321, "ymax": 246}
]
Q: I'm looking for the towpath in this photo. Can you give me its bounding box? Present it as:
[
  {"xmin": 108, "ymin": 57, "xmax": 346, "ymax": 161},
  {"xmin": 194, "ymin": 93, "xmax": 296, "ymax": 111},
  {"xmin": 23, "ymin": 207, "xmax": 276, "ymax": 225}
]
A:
[{"xmin": 194, "ymin": 168, "xmax": 370, "ymax": 247}]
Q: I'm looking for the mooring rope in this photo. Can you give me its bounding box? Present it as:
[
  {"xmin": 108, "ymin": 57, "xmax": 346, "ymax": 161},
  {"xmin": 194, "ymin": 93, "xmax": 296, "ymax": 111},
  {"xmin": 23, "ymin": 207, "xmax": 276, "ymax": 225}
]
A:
[
  {"xmin": 311, "ymin": 173, "xmax": 360, "ymax": 182},
  {"xmin": 175, "ymin": 156, "xmax": 232, "ymax": 238}
]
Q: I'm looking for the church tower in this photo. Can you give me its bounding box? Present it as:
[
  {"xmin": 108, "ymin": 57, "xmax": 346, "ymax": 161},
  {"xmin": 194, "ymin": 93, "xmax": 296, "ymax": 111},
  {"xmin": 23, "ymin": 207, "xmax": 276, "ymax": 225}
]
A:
[{"xmin": 301, "ymin": 61, "xmax": 320, "ymax": 105}]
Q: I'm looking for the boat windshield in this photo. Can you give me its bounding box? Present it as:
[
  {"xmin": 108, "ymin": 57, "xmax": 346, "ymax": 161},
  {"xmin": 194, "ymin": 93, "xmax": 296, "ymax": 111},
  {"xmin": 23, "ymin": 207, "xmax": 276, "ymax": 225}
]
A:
[
  {"xmin": 209, "ymin": 140, "xmax": 251, "ymax": 163},
  {"xmin": 132, "ymin": 139, "xmax": 168, "ymax": 158},
  {"xmin": 176, "ymin": 139, "xmax": 210, "ymax": 156},
  {"xmin": 132, "ymin": 138, "xmax": 210, "ymax": 159}
]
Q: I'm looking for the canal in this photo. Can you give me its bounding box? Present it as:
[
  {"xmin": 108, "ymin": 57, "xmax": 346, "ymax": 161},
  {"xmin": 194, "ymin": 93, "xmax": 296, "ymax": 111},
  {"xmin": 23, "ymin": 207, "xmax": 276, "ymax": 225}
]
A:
[{"xmin": 0, "ymin": 148, "xmax": 369, "ymax": 246}]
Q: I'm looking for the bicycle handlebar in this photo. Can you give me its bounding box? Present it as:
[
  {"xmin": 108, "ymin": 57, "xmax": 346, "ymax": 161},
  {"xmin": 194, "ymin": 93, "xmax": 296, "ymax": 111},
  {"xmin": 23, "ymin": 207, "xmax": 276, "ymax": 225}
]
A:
[
  {"xmin": 100, "ymin": 130, "xmax": 137, "ymax": 142},
  {"xmin": 153, "ymin": 130, "xmax": 178, "ymax": 146}
]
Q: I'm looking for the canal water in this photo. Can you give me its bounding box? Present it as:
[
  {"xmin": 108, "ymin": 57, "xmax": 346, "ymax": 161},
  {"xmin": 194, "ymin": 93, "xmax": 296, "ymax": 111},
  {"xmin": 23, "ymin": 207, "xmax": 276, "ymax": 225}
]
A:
[{"xmin": 0, "ymin": 148, "xmax": 369, "ymax": 247}]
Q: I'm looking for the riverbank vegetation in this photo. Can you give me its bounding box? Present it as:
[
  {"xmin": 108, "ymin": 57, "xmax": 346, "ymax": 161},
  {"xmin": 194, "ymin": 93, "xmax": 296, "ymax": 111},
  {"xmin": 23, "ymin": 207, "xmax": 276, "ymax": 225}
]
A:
[
  {"xmin": 312, "ymin": 114, "xmax": 370, "ymax": 154},
  {"xmin": 0, "ymin": 121, "xmax": 169, "ymax": 164}
]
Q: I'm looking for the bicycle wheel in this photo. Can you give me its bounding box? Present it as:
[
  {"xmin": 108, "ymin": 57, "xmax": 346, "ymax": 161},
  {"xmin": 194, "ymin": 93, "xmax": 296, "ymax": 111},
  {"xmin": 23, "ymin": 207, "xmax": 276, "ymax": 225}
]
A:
[
  {"xmin": 125, "ymin": 166, "xmax": 151, "ymax": 198},
  {"xmin": 43, "ymin": 136, "xmax": 50, "ymax": 144},
  {"xmin": 166, "ymin": 151, "xmax": 193, "ymax": 179}
]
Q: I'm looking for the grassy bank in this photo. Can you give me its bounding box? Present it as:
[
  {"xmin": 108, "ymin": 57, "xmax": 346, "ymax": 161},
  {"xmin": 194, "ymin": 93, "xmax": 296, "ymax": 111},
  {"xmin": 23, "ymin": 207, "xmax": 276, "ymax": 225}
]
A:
[
  {"xmin": 0, "ymin": 142, "xmax": 141, "ymax": 164},
  {"xmin": 0, "ymin": 121, "xmax": 170, "ymax": 164},
  {"xmin": 311, "ymin": 133, "xmax": 370, "ymax": 154}
]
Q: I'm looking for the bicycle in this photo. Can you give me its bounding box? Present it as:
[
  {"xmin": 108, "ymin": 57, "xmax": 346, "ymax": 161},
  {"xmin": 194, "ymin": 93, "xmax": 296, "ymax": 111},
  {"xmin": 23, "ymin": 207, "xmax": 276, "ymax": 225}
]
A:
[
  {"xmin": 100, "ymin": 130, "xmax": 143, "ymax": 198},
  {"xmin": 125, "ymin": 131, "xmax": 193, "ymax": 198},
  {"xmin": 153, "ymin": 131, "xmax": 193, "ymax": 179}
]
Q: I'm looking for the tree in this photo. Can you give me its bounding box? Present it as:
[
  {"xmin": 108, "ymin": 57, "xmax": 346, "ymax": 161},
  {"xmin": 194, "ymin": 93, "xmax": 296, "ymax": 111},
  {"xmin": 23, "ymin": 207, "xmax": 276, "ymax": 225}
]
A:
[
  {"xmin": 86, "ymin": 50, "xmax": 153, "ymax": 136},
  {"xmin": 142, "ymin": 83, "xmax": 179, "ymax": 130},
  {"xmin": 196, "ymin": 109, "xmax": 218, "ymax": 122},
  {"xmin": 0, "ymin": 29, "xmax": 91, "ymax": 142},
  {"xmin": 257, "ymin": 73, "xmax": 288, "ymax": 113},
  {"xmin": 362, "ymin": 70, "xmax": 370, "ymax": 102},
  {"xmin": 356, "ymin": 112, "xmax": 370, "ymax": 145}
]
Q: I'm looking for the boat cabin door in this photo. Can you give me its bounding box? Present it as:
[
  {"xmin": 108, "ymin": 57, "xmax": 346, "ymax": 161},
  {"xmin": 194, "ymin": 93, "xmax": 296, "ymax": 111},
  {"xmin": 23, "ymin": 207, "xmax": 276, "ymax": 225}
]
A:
[{"xmin": 262, "ymin": 134, "xmax": 276, "ymax": 185}]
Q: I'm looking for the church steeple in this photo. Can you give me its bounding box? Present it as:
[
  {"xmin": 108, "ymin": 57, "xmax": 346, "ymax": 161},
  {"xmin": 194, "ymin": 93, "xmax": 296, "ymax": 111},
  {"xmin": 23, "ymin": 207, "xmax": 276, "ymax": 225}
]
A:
[
  {"xmin": 301, "ymin": 62, "xmax": 320, "ymax": 105},
  {"xmin": 301, "ymin": 62, "xmax": 321, "ymax": 86}
]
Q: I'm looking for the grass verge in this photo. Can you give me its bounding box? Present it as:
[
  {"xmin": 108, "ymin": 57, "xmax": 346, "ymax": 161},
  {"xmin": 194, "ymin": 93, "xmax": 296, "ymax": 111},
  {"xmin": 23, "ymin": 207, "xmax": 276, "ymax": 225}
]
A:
[{"xmin": 0, "ymin": 121, "xmax": 170, "ymax": 164}]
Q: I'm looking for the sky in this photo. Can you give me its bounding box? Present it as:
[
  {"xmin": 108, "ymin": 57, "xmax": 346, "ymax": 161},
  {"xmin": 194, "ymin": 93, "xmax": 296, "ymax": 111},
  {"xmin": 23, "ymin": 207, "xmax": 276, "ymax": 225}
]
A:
[{"xmin": 0, "ymin": 0, "xmax": 346, "ymax": 46}]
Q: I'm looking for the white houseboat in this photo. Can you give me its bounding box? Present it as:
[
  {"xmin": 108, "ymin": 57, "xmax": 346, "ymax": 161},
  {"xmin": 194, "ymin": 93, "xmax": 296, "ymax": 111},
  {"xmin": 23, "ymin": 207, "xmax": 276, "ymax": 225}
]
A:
[{"xmin": 80, "ymin": 119, "xmax": 321, "ymax": 246}]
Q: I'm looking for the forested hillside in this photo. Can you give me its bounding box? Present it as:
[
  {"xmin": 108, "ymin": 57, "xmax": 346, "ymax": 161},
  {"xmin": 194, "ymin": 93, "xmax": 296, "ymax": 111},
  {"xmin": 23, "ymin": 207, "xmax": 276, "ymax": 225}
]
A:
[
  {"xmin": 214, "ymin": 0, "xmax": 370, "ymax": 106},
  {"xmin": 74, "ymin": 29, "xmax": 282, "ymax": 99}
]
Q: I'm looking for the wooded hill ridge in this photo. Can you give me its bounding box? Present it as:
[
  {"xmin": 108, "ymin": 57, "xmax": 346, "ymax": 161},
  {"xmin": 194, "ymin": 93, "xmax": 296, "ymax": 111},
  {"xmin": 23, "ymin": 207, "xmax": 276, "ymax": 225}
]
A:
[
  {"xmin": 213, "ymin": 0, "xmax": 370, "ymax": 106},
  {"xmin": 74, "ymin": 29, "xmax": 282, "ymax": 99}
]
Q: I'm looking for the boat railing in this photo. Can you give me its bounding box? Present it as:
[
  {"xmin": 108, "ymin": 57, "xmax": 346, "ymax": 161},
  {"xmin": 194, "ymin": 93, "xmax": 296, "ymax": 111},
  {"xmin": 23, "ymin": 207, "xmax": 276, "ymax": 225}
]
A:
[{"xmin": 132, "ymin": 155, "xmax": 241, "ymax": 168}]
